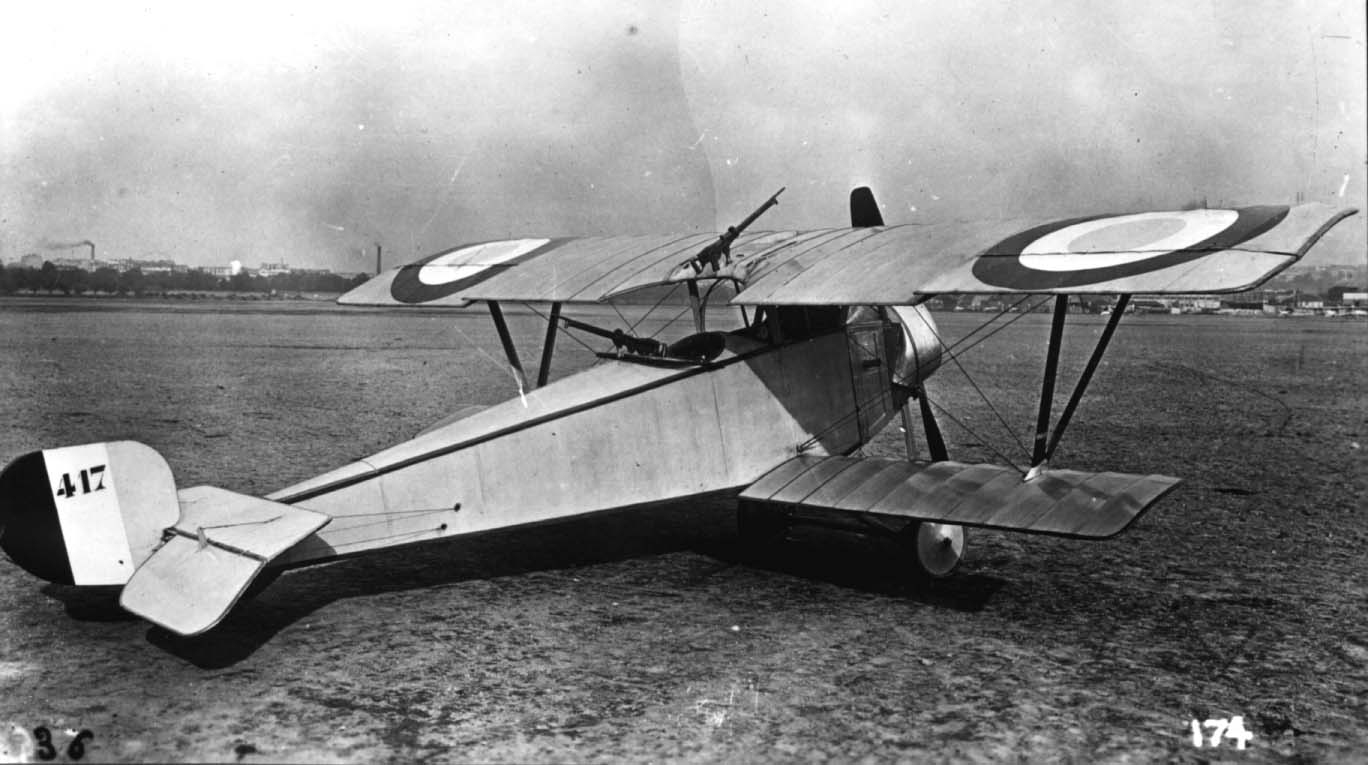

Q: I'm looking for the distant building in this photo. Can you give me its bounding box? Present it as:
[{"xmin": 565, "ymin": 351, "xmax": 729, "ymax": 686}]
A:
[
  {"xmin": 1342, "ymin": 293, "xmax": 1368, "ymax": 306},
  {"xmin": 258, "ymin": 261, "xmax": 292, "ymax": 277},
  {"xmin": 1131, "ymin": 299, "xmax": 1169, "ymax": 313},
  {"xmin": 49, "ymin": 257, "xmax": 109, "ymax": 272},
  {"xmin": 87, "ymin": 258, "xmax": 177, "ymax": 273},
  {"xmin": 1327, "ymin": 285, "xmax": 1367, "ymax": 304},
  {"xmin": 137, "ymin": 260, "xmax": 178, "ymax": 274},
  {"xmin": 19, "ymin": 254, "xmax": 44, "ymax": 269}
]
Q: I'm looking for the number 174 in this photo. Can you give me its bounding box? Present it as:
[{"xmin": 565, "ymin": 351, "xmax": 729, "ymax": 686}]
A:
[{"xmin": 1190, "ymin": 716, "xmax": 1253, "ymax": 749}]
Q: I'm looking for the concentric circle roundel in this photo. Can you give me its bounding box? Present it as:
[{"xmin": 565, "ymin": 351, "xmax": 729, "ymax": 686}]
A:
[
  {"xmin": 971, "ymin": 206, "xmax": 1289, "ymax": 290},
  {"xmin": 390, "ymin": 238, "xmax": 555, "ymax": 304}
]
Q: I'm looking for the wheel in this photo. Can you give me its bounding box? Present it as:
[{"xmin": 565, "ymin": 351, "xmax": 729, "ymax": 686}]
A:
[
  {"xmin": 736, "ymin": 500, "xmax": 790, "ymax": 545},
  {"xmin": 903, "ymin": 522, "xmax": 965, "ymax": 579}
]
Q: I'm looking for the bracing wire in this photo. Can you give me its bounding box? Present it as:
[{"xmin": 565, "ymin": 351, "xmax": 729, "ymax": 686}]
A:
[
  {"xmin": 942, "ymin": 294, "xmax": 1036, "ymax": 355},
  {"xmin": 909, "ymin": 303, "xmax": 1038, "ymax": 459},
  {"xmin": 922, "ymin": 392, "xmax": 1025, "ymax": 472},
  {"xmin": 646, "ymin": 304, "xmax": 695, "ymax": 340},
  {"xmin": 944, "ymin": 296, "xmax": 1050, "ymax": 360},
  {"xmin": 628, "ymin": 283, "xmax": 684, "ymax": 334},
  {"xmin": 609, "ymin": 300, "xmax": 633, "ymax": 332},
  {"xmin": 523, "ymin": 302, "xmax": 600, "ymax": 355}
]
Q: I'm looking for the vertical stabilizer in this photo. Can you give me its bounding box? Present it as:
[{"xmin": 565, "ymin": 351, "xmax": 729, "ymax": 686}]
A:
[
  {"xmin": 850, "ymin": 187, "xmax": 884, "ymax": 227},
  {"xmin": 0, "ymin": 442, "xmax": 179, "ymax": 585}
]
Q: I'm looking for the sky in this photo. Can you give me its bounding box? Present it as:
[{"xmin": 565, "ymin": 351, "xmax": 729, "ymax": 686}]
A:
[{"xmin": 1, "ymin": 0, "xmax": 1363, "ymax": 271}]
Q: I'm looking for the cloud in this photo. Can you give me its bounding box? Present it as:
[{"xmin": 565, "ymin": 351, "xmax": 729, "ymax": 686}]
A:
[{"xmin": 1, "ymin": 0, "xmax": 1362, "ymax": 268}]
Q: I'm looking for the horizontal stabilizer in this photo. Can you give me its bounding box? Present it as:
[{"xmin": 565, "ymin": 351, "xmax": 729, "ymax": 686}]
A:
[
  {"xmin": 740, "ymin": 456, "xmax": 1180, "ymax": 539},
  {"xmin": 120, "ymin": 487, "xmax": 330, "ymax": 636}
]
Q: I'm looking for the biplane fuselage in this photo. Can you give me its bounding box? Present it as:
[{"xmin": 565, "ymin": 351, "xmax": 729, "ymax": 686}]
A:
[{"xmin": 267, "ymin": 307, "xmax": 922, "ymax": 568}]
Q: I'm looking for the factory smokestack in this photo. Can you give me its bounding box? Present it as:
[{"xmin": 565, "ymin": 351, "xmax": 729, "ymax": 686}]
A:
[
  {"xmin": 41, "ymin": 239, "xmax": 96, "ymax": 260},
  {"xmin": 376, "ymin": 243, "xmax": 382, "ymax": 275}
]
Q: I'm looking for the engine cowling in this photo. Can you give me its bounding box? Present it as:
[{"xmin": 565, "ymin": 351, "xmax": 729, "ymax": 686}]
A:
[{"xmin": 886, "ymin": 304, "xmax": 943, "ymax": 390}]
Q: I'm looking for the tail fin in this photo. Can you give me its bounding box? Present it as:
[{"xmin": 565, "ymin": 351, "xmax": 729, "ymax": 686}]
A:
[
  {"xmin": 0, "ymin": 442, "xmax": 178, "ymax": 586},
  {"xmin": 850, "ymin": 187, "xmax": 885, "ymax": 227},
  {"xmin": 1, "ymin": 441, "xmax": 330, "ymax": 635}
]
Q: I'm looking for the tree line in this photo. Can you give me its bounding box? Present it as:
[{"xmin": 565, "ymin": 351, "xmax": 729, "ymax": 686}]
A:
[{"xmin": 0, "ymin": 262, "xmax": 369, "ymax": 296}]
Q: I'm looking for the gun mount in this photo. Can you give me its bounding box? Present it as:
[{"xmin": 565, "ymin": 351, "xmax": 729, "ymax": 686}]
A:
[{"xmin": 685, "ymin": 187, "xmax": 785, "ymax": 275}]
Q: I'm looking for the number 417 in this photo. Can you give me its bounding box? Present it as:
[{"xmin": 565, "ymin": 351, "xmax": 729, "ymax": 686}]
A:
[
  {"xmin": 1191, "ymin": 716, "xmax": 1253, "ymax": 749},
  {"xmin": 54, "ymin": 465, "xmax": 106, "ymax": 499}
]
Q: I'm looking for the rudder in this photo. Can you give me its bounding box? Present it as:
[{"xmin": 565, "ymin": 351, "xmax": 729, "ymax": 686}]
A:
[{"xmin": 0, "ymin": 441, "xmax": 179, "ymax": 586}]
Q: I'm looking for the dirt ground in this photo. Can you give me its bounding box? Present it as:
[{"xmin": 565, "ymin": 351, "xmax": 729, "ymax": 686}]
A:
[{"xmin": 0, "ymin": 297, "xmax": 1364, "ymax": 763}]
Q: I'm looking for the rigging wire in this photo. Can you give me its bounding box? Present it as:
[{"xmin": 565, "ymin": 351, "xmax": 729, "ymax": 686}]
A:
[
  {"xmin": 646, "ymin": 305, "xmax": 696, "ymax": 340},
  {"xmin": 908, "ymin": 301, "xmax": 1051, "ymax": 459},
  {"xmin": 523, "ymin": 302, "xmax": 600, "ymax": 356},
  {"xmin": 923, "ymin": 393, "xmax": 1025, "ymax": 473},
  {"xmin": 609, "ymin": 300, "xmax": 633, "ymax": 333},
  {"xmin": 944, "ymin": 296, "xmax": 1049, "ymax": 360},
  {"xmin": 628, "ymin": 283, "xmax": 684, "ymax": 334},
  {"xmin": 324, "ymin": 506, "xmax": 455, "ymax": 520},
  {"xmin": 942, "ymin": 294, "xmax": 1035, "ymax": 355}
]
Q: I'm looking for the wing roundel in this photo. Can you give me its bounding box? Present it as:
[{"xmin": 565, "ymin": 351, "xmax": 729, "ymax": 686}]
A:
[
  {"xmin": 389, "ymin": 238, "xmax": 556, "ymax": 304},
  {"xmin": 338, "ymin": 201, "xmax": 1355, "ymax": 307},
  {"xmin": 339, "ymin": 238, "xmax": 567, "ymax": 307},
  {"xmin": 969, "ymin": 206, "xmax": 1289, "ymax": 290}
]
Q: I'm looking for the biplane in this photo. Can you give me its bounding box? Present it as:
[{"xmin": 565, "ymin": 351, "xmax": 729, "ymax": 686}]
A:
[{"xmin": 0, "ymin": 186, "xmax": 1354, "ymax": 636}]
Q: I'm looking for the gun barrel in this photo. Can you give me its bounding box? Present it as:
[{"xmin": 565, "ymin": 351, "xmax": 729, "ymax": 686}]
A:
[
  {"xmin": 560, "ymin": 316, "xmax": 613, "ymax": 340},
  {"xmin": 728, "ymin": 186, "xmax": 786, "ymax": 242},
  {"xmin": 560, "ymin": 316, "xmax": 665, "ymax": 356},
  {"xmin": 683, "ymin": 186, "xmax": 787, "ymax": 275}
]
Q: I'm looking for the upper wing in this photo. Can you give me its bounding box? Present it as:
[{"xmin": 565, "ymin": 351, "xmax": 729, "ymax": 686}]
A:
[
  {"xmin": 339, "ymin": 233, "xmax": 722, "ymax": 307},
  {"xmin": 338, "ymin": 203, "xmax": 1355, "ymax": 307},
  {"xmin": 733, "ymin": 204, "xmax": 1355, "ymax": 304}
]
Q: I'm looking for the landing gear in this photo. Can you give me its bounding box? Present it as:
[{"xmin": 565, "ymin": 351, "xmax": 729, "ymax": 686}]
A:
[
  {"xmin": 902, "ymin": 522, "xmax": 965, "ymax": 580},
  {"xmin": 736, "ymin": 500, "xmax": 790, "ymax": 545}
]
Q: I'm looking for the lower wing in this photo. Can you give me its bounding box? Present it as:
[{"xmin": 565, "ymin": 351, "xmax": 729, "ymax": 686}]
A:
[{"xmin": 741, "ymin": 456, "xmax": 1181, "ymax": 539}]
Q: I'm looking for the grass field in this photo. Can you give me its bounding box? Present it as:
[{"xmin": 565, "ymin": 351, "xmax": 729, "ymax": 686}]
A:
[{"xmin": 1, "ymin": 297, "xmax": 1364, "ymax": 763}]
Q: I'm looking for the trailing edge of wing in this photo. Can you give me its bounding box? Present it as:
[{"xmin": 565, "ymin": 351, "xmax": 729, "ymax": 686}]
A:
[{"xmin": 741, "ymin": 456, "xmax": 1181, "ymax": 539}]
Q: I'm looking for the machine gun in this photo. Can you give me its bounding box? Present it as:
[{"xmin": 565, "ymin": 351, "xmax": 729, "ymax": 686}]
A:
[
  {"xmin": 560, "ymin": 316, "xmax": 669, "ymax": 357},
  {"xmin": 685, "ymin": 187, "xmax": 785, "ymax": 275}
]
